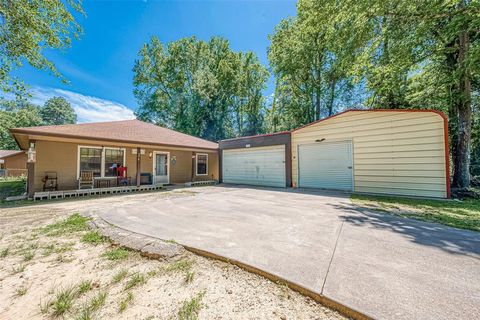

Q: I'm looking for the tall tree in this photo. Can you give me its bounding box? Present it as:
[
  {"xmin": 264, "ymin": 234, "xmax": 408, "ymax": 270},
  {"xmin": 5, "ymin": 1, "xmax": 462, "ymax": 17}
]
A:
[
  {"xmin": 269, "ymin": 0, "xmax": 480, "ymax": 189},
  {"xmin": 268, "ymin": 1, "xmax": 360, "ymax": 129},
  {"xmin": 41, "ymin": 97, "xmax": 77, "ymax": 125},
  {"xmin": 133, "ymin": 36, "xmax": 268, "ymax": 141},
  {"xmin": 350, "ymin": 0, "xmax": 480, "ymax": 188},
  {"xmin": 0, "ymin": 0, "xmax": 84, "ymax": 95},
  {"xmin": 0, "ymin": 100, "xmax": 43, "ymax": 149},
  {"xmin": 232, "ymin": 52, "xmax": 269, "ymax": 136}
]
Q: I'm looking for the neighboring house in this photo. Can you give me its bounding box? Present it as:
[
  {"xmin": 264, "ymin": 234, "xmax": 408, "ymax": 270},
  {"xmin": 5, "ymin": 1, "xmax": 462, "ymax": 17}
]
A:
[
  {"xmin": 10, "ymin": 120, "xmax": 219, "ymax": 196},
  {"xmin": 219, "ymin": 110, "xmax": 450, "ymax": 198},
  {"xmin": 0, "ymin": 150, "xmax": 27, "ymax": 177}
]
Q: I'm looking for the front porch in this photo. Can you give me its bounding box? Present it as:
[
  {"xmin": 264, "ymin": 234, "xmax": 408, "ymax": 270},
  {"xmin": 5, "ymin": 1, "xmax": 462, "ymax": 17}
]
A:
[
  {"xmin": 25, "ymin": 141, "xmax": 218, "ymax": 198},
  {"xmin": 32, "ymin": 179, "xmax": 218, "ymax": 201},
  {"xmin": 33, "ymin": 184, "xmax": 165, "ymax": 201}
]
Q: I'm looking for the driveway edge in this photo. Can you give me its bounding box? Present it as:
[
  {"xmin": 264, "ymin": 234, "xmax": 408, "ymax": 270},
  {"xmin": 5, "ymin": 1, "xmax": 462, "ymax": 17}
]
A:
[
  {"xmin": 91, "ymin": 212, "xmax": 374, "ymax": 320},
  {"xmin": 85, "ymin": 211, "xmax": 186, "ymax": 259}
]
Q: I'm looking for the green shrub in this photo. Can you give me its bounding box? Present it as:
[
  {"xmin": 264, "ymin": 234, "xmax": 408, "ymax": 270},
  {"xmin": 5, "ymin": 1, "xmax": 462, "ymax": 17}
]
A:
[
  {"xmin": 41, "ymin": 214, "xmax": 89, "ymax": 236},
  {"xmin": 102, "ymin": 247, "xmax": 129, "ymax": 261},
  {"xmin": 81, "ymin": 231, "xmax": 106, "ymax": 245}
]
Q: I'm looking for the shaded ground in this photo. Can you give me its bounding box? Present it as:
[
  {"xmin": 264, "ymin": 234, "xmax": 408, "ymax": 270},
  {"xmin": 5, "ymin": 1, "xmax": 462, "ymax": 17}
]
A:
[
  {"xmin": 0, "ymin": 189, "xmax": 343, "ymax": 320},
  {"xmin": 351, "ymin": 193, "xmax": 480, "ymax": 231}
]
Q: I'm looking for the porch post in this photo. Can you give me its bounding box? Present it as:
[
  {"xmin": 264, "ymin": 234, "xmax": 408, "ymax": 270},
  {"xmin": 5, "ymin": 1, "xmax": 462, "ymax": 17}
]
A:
[
  {"xmin": 136, "ymin": 147, "xmax": 141, "ymax": 187},
  {"xmin": 26, "ymin": 140, "xmax": 36, "ymax": 198},
  {"xmin": 191, "ymin": 152, "xmax": 196, "ymax": 182},
  {"xmin": 218, "ymin": 149, "xmax": 223, "ymax": 183},
  {"xmin": 27, "ymin": 162, "xmax": 35, "ymax": 198}
]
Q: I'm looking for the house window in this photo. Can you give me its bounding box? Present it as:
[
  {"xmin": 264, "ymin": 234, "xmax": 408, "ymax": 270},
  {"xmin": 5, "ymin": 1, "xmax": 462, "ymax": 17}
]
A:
[
  {"xmin": 196, "ymin": 153, "xmax": 208, "ymax": 176},
  {"xmin": 79, "ymin": 147, "xmax": 102, "ymax": 177},
  {"xmin": 104, "ymin": 149, "xmax": 125, "ymax": 177},
  {"xmin": 78, "ymin": 146, "xmax": 126, "ymax": 178}
]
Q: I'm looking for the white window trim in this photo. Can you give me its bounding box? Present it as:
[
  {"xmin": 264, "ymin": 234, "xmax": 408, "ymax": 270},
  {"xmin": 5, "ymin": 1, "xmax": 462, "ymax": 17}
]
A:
[
  {"xmin": 195, "ymin": 153, "xmax": 208, "ymax": 176},
  {"xmin": 103, "ymin": 147, "xmax": 127, "ymax": 178},
  {"xmin": 77, "ymin": 145, "xmax": 126, "ymax": 179}
]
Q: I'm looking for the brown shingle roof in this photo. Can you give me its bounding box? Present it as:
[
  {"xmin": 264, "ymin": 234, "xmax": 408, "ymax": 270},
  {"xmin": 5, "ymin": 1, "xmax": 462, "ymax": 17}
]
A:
[
  {"xmin": 10, "ymin": 120, "xmax": 218, "ymax": 150},
  {"xmin": 0, "ymin": 150, "xmax": 24, "ymax": 159}
]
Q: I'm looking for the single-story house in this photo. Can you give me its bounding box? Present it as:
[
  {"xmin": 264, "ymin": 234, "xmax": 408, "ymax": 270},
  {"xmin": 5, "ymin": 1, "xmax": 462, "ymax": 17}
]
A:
[
  {"xmin": 0, "ymin": 150, "xmax": 27, "ymax": 177},
  {"xmin": 219, "ymin": 110, "xmax": 450, "ymax": 198},
  {"xmin": 10, "ymin": 120, "xmax": 219, "ymax": 197}
]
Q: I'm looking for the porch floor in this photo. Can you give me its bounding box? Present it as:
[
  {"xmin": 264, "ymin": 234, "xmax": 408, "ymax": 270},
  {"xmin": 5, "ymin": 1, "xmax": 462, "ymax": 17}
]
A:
[{"xmin": 33, "ymin": 184, "xmax": 165, "ymax": 201}]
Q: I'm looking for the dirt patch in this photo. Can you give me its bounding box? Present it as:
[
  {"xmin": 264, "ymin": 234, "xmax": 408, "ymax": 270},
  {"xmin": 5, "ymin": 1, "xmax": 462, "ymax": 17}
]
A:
[{"xmin": 0, "ymin": 192, "xmax": 344, "ymax": 320}]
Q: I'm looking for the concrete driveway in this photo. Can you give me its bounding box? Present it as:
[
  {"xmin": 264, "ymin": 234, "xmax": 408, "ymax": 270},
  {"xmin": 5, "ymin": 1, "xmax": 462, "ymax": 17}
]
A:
[{"xmin": 98, "ymin": 185, "xmax": 480, "ymax": 320}]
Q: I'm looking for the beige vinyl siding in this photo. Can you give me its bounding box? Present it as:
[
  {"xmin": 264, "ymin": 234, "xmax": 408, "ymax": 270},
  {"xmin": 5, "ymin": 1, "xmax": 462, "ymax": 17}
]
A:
[{"xmin": 292, "ymin": 111, "xmax": 447, "ymax": 198}]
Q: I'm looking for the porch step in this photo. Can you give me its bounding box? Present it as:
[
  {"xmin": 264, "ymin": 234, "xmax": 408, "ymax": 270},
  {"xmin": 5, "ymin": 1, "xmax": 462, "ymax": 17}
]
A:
[
  {"xmin": 33, "ymin": 184, "xmax": 165, "ymax": 201},
  {"xmin": 184, "ymin": 180, "xmax": 218, "ymax": 187}
]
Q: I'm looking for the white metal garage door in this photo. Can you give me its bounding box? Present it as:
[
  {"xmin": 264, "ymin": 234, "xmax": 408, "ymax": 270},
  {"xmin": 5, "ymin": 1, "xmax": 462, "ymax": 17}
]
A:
[
  {"xmin": 298, "ymin": 140, "xmax": 353, "ymax": 191},
  {"xmin": 223, "ymin": 145, "xmax": 286, "ymax": 188}
]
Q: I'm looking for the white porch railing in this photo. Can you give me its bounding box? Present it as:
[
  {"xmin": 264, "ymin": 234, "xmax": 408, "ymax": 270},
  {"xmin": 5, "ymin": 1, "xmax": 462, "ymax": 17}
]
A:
[{"xmin": 33, "ymin": 184, "xmax": 164, "ymax": 201}]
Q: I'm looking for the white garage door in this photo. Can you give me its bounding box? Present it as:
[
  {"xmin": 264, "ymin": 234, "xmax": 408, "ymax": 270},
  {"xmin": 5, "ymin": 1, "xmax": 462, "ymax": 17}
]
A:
[
  {"xmin": 223, "ymin": 145, "xmax": 286, "ymax": 188},
  {"xmin": 298, "ymin": 140, "xmax": 353, "ymax": 191}
]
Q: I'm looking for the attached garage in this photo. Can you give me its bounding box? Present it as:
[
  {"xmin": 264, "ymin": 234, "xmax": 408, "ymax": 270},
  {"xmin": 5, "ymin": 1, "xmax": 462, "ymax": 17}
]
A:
[
  {"xmin": 292, "ymin": 110, "xmax": 450, "ymax": 198},
  {"xmin": 219, "ymin": 132, "xmax": 291, "ymax": 188}
]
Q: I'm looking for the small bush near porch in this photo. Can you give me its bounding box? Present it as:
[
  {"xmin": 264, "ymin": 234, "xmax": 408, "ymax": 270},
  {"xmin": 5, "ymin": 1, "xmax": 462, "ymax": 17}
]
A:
[
  {"xmin": 0, "ymin": 178, "xmax": 25, "ymax": 200},
  {"xmin": 351, "ymin": 194, "xmax": 480, "ymax": 232}
]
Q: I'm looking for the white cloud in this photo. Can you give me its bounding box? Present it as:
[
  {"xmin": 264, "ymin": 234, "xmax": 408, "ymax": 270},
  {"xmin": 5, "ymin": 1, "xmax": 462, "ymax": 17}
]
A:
[{"xmin": 29, "ymin": 87, "xmax": 136, "ymax": 123}]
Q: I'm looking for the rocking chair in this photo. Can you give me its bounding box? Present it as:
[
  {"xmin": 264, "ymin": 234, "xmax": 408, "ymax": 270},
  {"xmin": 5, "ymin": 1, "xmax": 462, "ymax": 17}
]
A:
[{"xmin": 78, "ymin": 170, "xmax": 94, "ymax": 189}]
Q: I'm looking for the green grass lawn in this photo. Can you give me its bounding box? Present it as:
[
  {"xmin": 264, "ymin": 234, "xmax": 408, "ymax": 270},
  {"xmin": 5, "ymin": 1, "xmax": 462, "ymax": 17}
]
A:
[
  {"xmin": 351, "ymin": 194, "xmax": 480, "ymax": 232},
  {"xmin": 0, "ymin": 179, "xmax": 26, "ymax": 200}
]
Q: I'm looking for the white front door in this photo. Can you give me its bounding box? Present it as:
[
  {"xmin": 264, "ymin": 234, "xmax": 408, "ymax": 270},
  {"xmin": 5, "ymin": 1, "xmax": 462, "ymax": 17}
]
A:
[{"xmin": 153, "ymin": 152, "xmax": 169, "ymax": 184}]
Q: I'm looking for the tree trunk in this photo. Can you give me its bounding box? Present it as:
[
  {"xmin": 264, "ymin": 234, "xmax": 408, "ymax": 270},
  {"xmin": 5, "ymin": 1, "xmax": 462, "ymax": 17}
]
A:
[
  {"xmin": 328, "ymin": 77, "xmax": 336, "ymax": 116},
  {"xmin": 315, "ymin": 54, "xmax": 322, "ymax": 120},
  {"xmin": 315, "ymin": 36, "xmax": 323, "ymax": 121},
  {"xmin": 451, "ymin": 29, "xmax": 472, "ymax": 188},
  {"xmin": 271, "ymin": 80, "xmax": 278, "ymax": 132},
  {"xmin": 315, "ymin": 81, "xmax": 321, "ymax": 120}
]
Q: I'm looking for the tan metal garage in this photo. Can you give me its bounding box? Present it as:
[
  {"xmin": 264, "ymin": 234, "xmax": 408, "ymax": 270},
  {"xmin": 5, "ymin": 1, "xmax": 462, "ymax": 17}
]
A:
[{"xmin": 291, "ymin": 110, "xmax": 450, "ymax": 198}]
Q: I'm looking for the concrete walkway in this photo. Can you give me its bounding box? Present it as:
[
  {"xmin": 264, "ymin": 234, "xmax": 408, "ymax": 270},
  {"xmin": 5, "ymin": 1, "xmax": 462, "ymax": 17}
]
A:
[{"xmin": 97, "ymin": 185, "xmax": 480, "ymax": 319}]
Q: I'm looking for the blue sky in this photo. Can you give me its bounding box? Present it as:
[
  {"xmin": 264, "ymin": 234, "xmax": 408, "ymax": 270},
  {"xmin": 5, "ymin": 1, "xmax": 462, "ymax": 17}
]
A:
[{"xmin": 17, "ymin": 0, "xmax": 296, "ymax": 123}]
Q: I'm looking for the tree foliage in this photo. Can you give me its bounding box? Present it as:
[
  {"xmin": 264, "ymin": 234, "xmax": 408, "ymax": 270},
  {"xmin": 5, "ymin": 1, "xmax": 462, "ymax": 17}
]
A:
[
  {"xmin": 0, "ymin": 100, "xmax": 43, "ymax": 149},
  {"xmin": 268, "ymin": 0, "xmax": 480, "ymax": 188},
  {"xmin": 41, "ymin": 96, "xmax": 77, "ymax": 125},
  {"xmin": 0, "ymin": 97, "xmax": 77, "ymax": 149},
  {"xmin": 0, "ymin": 0, "xmax": 84, "ymax": 95},
  {"xmin": 267, "ymin": 2, "xmax": 364, "ymax": 131},
  {"xmin": 133, "ymin": 36, "xmax": 269, "ymax": 141}
]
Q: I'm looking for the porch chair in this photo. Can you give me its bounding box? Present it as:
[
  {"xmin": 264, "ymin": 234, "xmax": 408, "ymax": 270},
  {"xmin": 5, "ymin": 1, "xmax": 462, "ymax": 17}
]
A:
[
  {"xmin": 78, "ymin": 170, "xmax": 94, "ymax": 189},
  {"xmin": 42, "ymin": 171, "xmax": 58, "ymax": 191},
  {"xmin": 116, "ymin": 166, "xmax": 131, "ymax": 186}
]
